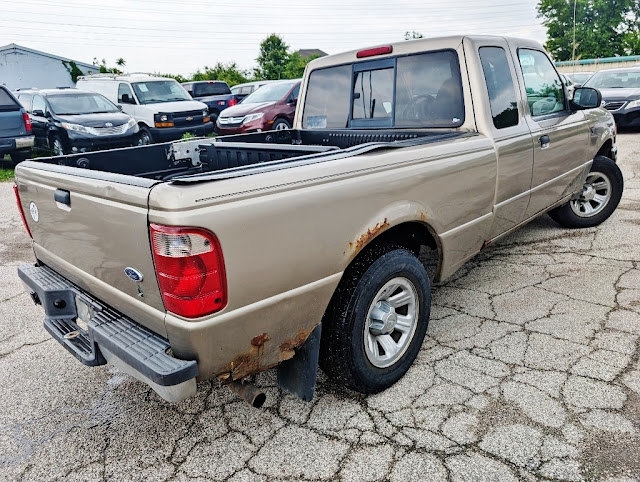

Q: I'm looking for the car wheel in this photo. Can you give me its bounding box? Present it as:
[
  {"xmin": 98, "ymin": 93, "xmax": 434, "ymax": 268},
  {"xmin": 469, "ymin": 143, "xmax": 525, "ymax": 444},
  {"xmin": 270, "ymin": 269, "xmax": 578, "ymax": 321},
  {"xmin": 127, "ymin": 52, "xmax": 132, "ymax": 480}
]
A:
[
  {"xmin": 10, "ymin": 151, "xmax": 29, "ymax": 165},
  {"xmin": 272, "ymin": 118, "xmax": 291, "ymax": 131},
  {"xmin": 320, "ymin": 247, "xmax": 431, "ymax": 394},
  {"xmin": 50, "ymin": 135, "xmax": 67, "ymax": 156},
  {"xmin": 138, "ymin": 127, "xmax": 152, "ymax": 146},
  {"xmin": 548, "ymin": 155, "xmax": 623, "ymax": 228}
]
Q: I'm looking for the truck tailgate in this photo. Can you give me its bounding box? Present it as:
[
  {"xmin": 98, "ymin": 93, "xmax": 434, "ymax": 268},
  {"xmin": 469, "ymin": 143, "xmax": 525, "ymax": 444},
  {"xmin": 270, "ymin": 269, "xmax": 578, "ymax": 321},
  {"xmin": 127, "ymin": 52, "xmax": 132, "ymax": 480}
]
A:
[{"xmin": 14, "ymin": 162, "xmax": 167, "ymax": 336}]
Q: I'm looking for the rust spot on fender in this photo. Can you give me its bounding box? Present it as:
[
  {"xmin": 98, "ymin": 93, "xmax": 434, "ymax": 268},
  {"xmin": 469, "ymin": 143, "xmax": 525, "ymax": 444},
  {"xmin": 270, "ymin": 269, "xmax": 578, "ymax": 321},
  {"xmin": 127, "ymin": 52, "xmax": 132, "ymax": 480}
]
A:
[
  {"xmin": 279, "ymin": 328, "xmax": 313, "ymax": 361},
  {"xmin": 251, "ymin": 333, "xmax": 270, "ymax": 347},
  {"xmin": 349, "ymin": 218, "xmax": 390, "ymax": 253},
  {"xmin": 419, "ymin": 212, "xmax": 428, "ymax": 222}
]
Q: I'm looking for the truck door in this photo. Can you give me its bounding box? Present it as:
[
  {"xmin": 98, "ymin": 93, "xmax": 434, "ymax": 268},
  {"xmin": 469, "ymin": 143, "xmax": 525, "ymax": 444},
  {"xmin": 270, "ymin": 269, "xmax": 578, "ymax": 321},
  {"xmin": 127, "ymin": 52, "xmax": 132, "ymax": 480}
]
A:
[
  {"xmin": 467, "ymin": 38, "xmax": 534, "ymax": 240},
  {"xmin": 513, "ymin": 47, "xmax": 590, "ymax": 219}
]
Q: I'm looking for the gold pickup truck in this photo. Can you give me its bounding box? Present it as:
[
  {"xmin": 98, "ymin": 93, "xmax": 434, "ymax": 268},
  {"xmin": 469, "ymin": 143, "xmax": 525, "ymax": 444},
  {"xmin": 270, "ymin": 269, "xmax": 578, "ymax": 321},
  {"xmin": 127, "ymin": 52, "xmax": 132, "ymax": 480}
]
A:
[{"xmin": 14, "ymin": 36, "xmax": 621, "ymax": 406}]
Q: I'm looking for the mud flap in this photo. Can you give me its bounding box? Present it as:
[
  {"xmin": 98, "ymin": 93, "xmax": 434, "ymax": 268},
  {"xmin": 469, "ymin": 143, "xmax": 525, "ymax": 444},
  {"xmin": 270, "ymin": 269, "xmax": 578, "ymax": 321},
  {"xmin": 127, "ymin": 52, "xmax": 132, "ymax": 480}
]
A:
[{"xmin": 277, "ymin": 323, "xmax": 321, "ymax": 401}]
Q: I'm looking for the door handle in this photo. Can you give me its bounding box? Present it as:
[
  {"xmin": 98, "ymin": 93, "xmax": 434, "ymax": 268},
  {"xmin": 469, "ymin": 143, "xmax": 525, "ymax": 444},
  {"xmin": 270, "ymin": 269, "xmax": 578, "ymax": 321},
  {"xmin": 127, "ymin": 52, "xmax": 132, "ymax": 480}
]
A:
[
  {"xmin": 539, "ymin": 135, "xmax": 550, "ymax": 149},
  {"xmin": 54, "ymin": 189, "xmax": 70, "ymax": 206}
]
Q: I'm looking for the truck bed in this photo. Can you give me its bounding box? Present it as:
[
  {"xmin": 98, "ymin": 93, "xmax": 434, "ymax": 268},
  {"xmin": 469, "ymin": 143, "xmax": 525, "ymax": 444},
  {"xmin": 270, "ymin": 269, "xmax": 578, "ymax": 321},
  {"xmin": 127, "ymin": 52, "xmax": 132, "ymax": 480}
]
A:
[{"xmin": 31, "ymin": 129, "xmax": 469, "ymax": 182}]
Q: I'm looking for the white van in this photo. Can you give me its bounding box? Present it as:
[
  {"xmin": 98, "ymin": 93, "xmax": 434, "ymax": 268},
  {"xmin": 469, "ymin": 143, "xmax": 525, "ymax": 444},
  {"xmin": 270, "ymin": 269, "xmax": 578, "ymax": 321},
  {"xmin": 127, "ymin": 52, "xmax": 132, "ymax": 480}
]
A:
[{"xmin": 77, "ymin": 73, "xmax": 214, "ymax": 144}]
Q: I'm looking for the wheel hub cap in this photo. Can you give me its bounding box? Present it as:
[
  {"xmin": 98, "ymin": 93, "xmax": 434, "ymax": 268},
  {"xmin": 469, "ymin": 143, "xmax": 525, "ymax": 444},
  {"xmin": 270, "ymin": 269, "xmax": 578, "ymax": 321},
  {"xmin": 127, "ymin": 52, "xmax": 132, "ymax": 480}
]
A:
[
  {"xmin": 581, "ymin": 184, "xmax": 596, "ymax": 202},
  {"xmin": 369, "ymin": 301, "xmax": 397, "ymax": 335}
]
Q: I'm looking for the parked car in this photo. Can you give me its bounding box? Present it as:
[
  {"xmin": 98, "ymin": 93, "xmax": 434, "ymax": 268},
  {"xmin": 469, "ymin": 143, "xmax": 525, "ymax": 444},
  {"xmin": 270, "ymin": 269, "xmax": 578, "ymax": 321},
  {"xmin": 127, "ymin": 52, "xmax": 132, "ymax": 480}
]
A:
[
  {"xmin": 15, "ymin": 36, "xmax": 619, "ymax": 405},
  {"xmin": 216, "ymin": 79, "xmax": 300, "ymax": 135},
  {"xmin": 14, "ymin": 88, "xmax": 139, "ymax": 156},
  {"xmin": 0, "ymin": 85, "xmax": 33, "ymax": 164},
  {"xmin": 566, "ymin": 71, "xmax": 593, "ymax": 87},
  {"xmin": 77, "ymin": 74, "xmax": 214, "ymax": 144},
  {"xmin": 583, "ymin": 67, "xmax": 640, "ymax": 128},
  {"xmin": 559, "ymin": 74, "xmax": 576, "ymax": 98},
  {"xmin": 230, "ymin": 80, "xmax": 277, "ymax": 102},
  {"xmin": 181, "ymin": 81, "xmax": 241, "ymax": 122}
]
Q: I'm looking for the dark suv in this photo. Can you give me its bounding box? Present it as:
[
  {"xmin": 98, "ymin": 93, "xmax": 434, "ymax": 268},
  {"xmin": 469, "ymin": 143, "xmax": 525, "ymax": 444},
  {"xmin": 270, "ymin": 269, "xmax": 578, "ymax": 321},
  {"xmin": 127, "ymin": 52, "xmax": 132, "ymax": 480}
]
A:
[
  {"xmin": 15, "ymin": 88, "xmax": 139, "ymax": 156},
  {"xmin": 182, "ymin": 81, "xmax": 241, "ymax": 122},
  {"xmin": 0, "ymin": 86, "xmax": 34, "ymax": 164}
]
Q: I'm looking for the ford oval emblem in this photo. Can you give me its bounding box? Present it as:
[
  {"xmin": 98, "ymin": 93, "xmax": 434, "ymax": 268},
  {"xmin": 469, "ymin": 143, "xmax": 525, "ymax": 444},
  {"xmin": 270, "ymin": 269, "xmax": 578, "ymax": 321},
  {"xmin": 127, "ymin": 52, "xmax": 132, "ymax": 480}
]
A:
[{"xmin": 124, "ymin": 267, "xmax": 143, "ymax": 282}]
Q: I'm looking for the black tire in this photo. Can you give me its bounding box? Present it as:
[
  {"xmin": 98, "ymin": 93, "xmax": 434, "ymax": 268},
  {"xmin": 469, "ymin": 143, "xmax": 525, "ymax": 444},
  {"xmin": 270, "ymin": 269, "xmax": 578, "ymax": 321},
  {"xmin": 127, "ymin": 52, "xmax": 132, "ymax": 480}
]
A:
[
  {"xmin": 137, "ymin": 126, "xmax": 153, "ymax": 145},
  {"xmin": 50, "ymin": 134, "xmax": 67, "ymax": 156},
  {"xmin": 10, "ymin": 151, "xmax": 29, "ymax": 165},
  {"xmin": 272, "ymin": 118, "xmax": 291, "ymax": 131},
  {"xmin": 548, "ymin": 155, "xmax": 623, "ymax": 228},
  {"xmin": 320, "ymin": 247, "xmax": 431, "ymax": 394}
]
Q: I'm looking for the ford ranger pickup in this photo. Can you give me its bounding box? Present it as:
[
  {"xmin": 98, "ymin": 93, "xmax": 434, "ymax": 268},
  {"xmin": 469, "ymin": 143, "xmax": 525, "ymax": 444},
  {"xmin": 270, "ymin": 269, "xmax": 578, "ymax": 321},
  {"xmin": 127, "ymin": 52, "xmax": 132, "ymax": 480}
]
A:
[{"xmin": 14, "ymin": 36, "xmax": 621, "ymax": 405}]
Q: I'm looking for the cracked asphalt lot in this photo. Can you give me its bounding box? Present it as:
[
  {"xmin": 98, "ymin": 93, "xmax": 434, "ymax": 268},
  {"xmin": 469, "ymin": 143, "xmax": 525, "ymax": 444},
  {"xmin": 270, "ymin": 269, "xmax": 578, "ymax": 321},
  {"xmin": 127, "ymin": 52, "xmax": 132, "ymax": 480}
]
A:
[{"xmin": 1, "ymin": 133, "xmax": 640, "ymax": 481}]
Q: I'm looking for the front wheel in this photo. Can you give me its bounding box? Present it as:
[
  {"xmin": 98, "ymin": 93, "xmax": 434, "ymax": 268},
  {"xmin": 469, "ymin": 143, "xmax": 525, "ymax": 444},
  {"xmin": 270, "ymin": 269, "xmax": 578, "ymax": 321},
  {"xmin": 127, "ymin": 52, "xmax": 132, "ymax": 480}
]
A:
[
  {"xmin": 272, "ymin": 118, "xmax": 291, "ymax": 131},
  {"xmin": 137, "ymin": 127, "xmax": 152, "ymax": 146},
  {"xmin": 50, "ymin": 135, "xmax": 67, "ymax": 156},
  {"xmin": 320, "ymin": 248, "xmax": 431, "ymax": 394},
  {"xmin": 548, "ymin": 155, "xmax": 623, "ymax": 228}
]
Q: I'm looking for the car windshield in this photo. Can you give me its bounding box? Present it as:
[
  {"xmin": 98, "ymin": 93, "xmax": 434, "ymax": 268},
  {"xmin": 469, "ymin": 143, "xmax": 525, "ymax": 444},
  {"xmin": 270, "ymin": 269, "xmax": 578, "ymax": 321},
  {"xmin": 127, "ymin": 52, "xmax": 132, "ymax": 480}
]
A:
[
  {"xmin": 569, "ymin": 73, "xmax": 592, "ymax": 84},
  {"xmin": 132, "ymin": 80, "xmax": 192, "ymax": 104},
  {"xmin": 584, "ymin": 71, "xmax": 640, "ymax": 89},
  {"xmin": 47, "ymin": 93, "xmax": 119, "ymax": 115},
  {"xmin": 241, "ymin": 81, "xmax": 297, "ymax": 104}
]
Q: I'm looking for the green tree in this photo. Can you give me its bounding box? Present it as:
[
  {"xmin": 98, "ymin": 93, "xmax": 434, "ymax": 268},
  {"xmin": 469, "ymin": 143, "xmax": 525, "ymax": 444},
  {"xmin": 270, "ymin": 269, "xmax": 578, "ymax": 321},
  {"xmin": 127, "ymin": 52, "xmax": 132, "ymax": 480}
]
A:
[
  {"xmin": 404, "ymin": 31, "xmax": 424, "ymax": 40},
  {"xmin": 92, "ymin": 57, "xmax": 125, "ymax": 74},
  {"xmin": 255, "ymin": 34, "xmax": 291, "ymax": 80},
  {"xmin": 191, "ymin": 61, "xmax": 249, "ymax": 86},
  {"xmin": 537, "ymin": 0, "xmax": 640, "ymax": 60},
  {"xmin": 282, "ymin": 51, "xmax": 320, "ymax": 79}
]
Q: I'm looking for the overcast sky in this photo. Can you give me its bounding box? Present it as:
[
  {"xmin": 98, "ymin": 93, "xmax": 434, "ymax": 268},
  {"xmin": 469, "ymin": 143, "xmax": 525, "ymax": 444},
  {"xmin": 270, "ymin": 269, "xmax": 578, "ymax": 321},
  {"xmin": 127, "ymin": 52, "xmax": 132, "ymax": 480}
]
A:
[{"xmin": 0, "ymin": 0, "xmax": 547, "ymax": 76}]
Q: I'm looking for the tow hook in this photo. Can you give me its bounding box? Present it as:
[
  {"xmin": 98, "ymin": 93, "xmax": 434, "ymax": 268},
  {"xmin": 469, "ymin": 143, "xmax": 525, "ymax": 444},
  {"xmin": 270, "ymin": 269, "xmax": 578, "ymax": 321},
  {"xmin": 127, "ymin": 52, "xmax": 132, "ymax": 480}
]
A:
[{"xmin": 227, "ymin": 380, "xmax": 266, "ymax": 408}]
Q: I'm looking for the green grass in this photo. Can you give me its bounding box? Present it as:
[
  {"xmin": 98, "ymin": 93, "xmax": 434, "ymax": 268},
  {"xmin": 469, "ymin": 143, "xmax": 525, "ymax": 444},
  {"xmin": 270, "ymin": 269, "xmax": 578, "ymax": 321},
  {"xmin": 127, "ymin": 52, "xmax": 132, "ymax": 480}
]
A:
[
  {"xmin": 0, "ymin": 168, "xmax": 14, "ymax": 182},
  {"xmin": 0, "ymin": 156, "xmax": 14, "ymax": 181}
]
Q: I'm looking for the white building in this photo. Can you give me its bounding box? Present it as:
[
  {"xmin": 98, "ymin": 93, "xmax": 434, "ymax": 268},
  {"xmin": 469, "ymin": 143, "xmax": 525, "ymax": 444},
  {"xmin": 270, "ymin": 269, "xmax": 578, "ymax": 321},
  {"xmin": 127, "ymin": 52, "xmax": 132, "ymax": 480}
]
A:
[{"xmin": 0, "ymin": 44, "xmax": 99, "ymax": 91}]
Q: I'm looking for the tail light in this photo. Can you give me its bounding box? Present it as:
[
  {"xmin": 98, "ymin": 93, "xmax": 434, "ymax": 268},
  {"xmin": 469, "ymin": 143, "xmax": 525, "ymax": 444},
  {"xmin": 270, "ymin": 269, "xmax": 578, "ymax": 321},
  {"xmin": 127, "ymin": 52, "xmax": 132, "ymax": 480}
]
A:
[
  {"xmin": 150, "ymin": 224, "xmax": 227, "ymax": 318},
  {"xmin": 356, "ymin": 46, "xmax": 393, "ymax": 58},
  {"xmin": 228, "ymin": 97, "xmax": 238, "ymax": 107},
  {"xmin": 13, "ymin": 184, "xmax": 33, "ymax": 239},
  {"xmin": 23, "ymin": 112, "xmax": 32, "ymax": 133}
]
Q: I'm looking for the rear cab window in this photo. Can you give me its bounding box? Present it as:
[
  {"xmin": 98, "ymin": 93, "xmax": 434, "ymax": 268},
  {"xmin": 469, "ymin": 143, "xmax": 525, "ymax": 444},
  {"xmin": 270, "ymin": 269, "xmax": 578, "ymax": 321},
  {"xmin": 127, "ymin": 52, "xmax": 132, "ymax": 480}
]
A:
[
  {"xmin": 0, "ymin": 88, "xmax": 20, "ymax": 112},
  {"xmin": 478, "ymin": 47, "xmax": 519, "ymax": 129},
  {"xmin": 302, "ymin": 50, "xmax": 465, "ymax": 129}
]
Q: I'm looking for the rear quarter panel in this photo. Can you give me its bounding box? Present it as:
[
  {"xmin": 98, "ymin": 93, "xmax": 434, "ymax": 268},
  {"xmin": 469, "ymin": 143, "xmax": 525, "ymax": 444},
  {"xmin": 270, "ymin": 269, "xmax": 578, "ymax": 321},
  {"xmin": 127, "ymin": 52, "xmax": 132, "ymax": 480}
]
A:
[{"xmin": 149, "ymin": 134, "xmax": 497, "ymax": 379}]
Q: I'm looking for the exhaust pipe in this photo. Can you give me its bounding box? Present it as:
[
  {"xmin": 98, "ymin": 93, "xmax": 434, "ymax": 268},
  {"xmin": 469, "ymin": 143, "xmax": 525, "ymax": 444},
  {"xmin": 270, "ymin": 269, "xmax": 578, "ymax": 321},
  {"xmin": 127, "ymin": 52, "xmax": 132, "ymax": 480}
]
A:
[{"xmin": 228, "ymin": 380, "xmax": 266, "ymax": 408}]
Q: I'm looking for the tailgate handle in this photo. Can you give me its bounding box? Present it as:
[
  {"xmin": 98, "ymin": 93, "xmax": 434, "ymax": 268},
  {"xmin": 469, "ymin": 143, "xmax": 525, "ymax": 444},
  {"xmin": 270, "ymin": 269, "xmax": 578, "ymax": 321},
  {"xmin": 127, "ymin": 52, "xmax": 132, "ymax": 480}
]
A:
[{"xmin": 54, "ymin": 189, "xmax": 71, "ymax": 206}]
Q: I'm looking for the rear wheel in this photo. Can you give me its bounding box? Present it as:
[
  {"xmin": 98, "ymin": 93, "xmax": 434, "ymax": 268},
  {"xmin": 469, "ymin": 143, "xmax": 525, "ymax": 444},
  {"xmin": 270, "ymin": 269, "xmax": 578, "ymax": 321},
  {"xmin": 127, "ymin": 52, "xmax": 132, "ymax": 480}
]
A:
[
  {"xmin": 273, "ymin": 118, "xmax": 291, "ymax": 131},
  {"xmin": 320, "ymin": 247, "xmax": 431, "ymax": 393},
  {"xmin": 10, "ymin": 151, "xmax": 29, "ymax": 165},
  {"xmin": 548, "ymin": 155, "xmax": 623, "ymax": 228}
]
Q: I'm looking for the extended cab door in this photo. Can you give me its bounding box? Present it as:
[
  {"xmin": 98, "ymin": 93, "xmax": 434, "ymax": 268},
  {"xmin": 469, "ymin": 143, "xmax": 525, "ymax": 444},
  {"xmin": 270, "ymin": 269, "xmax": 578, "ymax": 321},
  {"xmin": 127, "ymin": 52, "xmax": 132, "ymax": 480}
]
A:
[
  {"xmin": 511, "ymin": 44, "xmax": 590, "ymax": 218},
  {"xmin": 466, "ymin": 38, "xmax": 535, "ymax": 239}
]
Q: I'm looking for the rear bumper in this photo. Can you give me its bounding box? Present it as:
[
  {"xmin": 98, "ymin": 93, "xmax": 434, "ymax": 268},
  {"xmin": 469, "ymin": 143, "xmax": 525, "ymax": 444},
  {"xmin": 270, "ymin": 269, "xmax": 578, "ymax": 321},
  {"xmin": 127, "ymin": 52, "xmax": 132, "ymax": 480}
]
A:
[
  {"xmin": 18, "ymin": 263, "xmax": 198, "ymax": 402},
  {"xmin": 0, "ymin": 135, "xmax": 34, "ymax": 154}
]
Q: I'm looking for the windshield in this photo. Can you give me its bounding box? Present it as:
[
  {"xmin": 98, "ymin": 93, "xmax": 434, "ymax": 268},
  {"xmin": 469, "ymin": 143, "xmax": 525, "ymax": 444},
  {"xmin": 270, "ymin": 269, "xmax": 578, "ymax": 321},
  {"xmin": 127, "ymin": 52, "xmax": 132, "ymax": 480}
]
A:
[
  {"xmin": 47, "ymin": 93, "xmax": 119, "ymax": 115},
  {"xmin": 569, "ymin": 73, "xmax": 592, "ymax": 85},
  {"xmin": 584, "ymin": 71, "xmax": 640, "ymax": 89},
  {"xmin": 242, "ymin": 81, "xmax": 297, "ymax": 104},
  {"xmin": 132, "ymin": 80, "xmax": 192, "ymax": 104}
]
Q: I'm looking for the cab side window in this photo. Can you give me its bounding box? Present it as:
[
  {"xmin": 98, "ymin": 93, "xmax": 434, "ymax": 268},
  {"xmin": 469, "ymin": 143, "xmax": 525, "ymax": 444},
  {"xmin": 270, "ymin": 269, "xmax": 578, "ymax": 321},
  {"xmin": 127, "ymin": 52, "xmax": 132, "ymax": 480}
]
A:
[
  {"xmin": 518, "ymin": 49, "xmax": 565, "ymax": 117},
  {"xmin": 479, "ymin": 47, "xmax": 519, "ymax": 129},
  {"xmin": 32, "ymin": 95, "xmax": 47, "ymax": 115},
  {"xmin": 118, "ymin": 83, "xmax": 135, "ymax": 104},
  {"xmin": 17, "ymin": 94, "xmax": 33, "ymax": 112}
]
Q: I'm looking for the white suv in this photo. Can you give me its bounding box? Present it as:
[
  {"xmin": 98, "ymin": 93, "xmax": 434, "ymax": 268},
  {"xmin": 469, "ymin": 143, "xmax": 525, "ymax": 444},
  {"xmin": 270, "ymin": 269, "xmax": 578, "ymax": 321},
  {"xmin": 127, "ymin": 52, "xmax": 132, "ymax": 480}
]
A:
[{"xmin": 77, "ymin": 74, "xmax": 214, "ymax": 144}]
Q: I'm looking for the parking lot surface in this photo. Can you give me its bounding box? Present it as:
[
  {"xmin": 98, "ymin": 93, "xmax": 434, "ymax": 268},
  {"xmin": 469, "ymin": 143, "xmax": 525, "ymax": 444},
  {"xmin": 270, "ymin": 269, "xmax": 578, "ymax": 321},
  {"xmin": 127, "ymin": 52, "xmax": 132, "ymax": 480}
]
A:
[{"xmin": 1, "ymin": 133, "xmax": 639, "ymax": 481}]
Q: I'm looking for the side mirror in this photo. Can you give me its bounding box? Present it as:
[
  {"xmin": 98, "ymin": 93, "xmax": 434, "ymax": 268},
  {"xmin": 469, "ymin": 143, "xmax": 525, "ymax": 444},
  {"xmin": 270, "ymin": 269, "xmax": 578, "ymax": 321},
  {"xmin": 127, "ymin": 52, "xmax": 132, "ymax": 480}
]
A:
[
  {"xmin": 32, "ymin": 109, "xmax": 45, "ymax": 117},
  {"xmin": 570, "ymin": 87, "xmax": 602, "ymax": 110},
  {"xmin": 288, "ymin": 97, "xmax": 298, "ymax": 105},
  {"xmin": 116, "ymin": 104, "xmax": 123, "ymax": 111},
  {"xmin": 120, "ymin": 94, "xmax": 134, "ymax": 104}
]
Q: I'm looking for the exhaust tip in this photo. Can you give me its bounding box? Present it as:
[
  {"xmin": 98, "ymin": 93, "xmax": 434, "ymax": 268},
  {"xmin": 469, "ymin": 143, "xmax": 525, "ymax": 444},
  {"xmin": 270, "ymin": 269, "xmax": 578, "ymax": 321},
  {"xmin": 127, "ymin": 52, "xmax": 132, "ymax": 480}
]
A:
[{"xmin": 252, "ymin": 392, "xmax": 266, "ymax": 408}]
